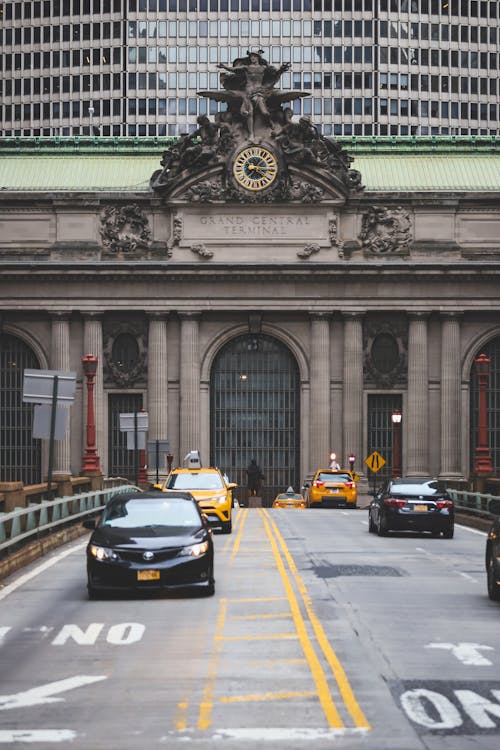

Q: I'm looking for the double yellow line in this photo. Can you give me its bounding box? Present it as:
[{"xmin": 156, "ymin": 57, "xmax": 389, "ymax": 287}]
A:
[
  {"xmin": 195, "ymin": 506, "xmax": 370, "ymax": 732},
  {"xmin": 259, "ymin": 508, "xmax": 370, "ymax": 730}
]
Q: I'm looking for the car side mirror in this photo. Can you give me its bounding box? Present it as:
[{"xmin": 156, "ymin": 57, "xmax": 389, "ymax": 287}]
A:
[
  {"xmin": 82, "ymin": 518, "xmax": 96, "ymax": 530},
  {"xmin": 227, "ymin": 482, "xmax": 238, "ymax": 489},
  {"xmin": 489, "ymin": 498, "xmax": 500, "ymax": 516}
]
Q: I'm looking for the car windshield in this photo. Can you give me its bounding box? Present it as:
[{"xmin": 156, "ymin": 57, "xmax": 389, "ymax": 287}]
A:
[
  {"xmin": 318, "ymin": 472, "xmax": 351, "ymax": 483},
  {"xmin": 390, "ymin": 480, "xmax": 444, "ymax": 497},
  {"xmin": 101, "ymin": 498, "xmax": 200, "ymax": 529},
  {"xmin": 167, "ymin": 472, "xmax": 224, "ymax": 490}
]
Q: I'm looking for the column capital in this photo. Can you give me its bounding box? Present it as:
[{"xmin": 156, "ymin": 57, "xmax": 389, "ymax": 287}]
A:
[
  {"xmin": 309, "ymin": 311, "xmax": 332, "ymax": 321},
  {"xmin": 81, "ymin": 311, "xmax": 103, "ymax": 321},
  {"xmin": 408, "ymin": 311, "xmax": 430, "ymax": 321},
  {"xmin": 148, "ymin": 311, "xmax": 170, "ymax": 322},
  {"xmin": 342, "ymin": 311, "xmax": 365, "ymax": 322},
  {"xmin": 179, "ymin": 311, "xmax": 201, "ymax": 321},
  {"xmin": 440, "ymin": 311, "xmax": 463, "ymax": 321},
  {"xmin": 50, "ymin": 311, "xmax": 72, "ymax": 322}
]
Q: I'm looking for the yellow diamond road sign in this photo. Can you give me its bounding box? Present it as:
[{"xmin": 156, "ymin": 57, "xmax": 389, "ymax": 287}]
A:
[{"xmin": 365, "ymin": 451, "xmax": 386, "ymax": 473}]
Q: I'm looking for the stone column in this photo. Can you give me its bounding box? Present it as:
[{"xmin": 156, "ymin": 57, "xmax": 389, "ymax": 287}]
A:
[
  {"xmin": 83, "ymin": 314, "xmax": 104, "ymax": 475},
  {"xmin": 148, "ymin": 314, "xmax": 169, "ymax": 474},
  {"xmin": 50, "ymin": 313, "xmax": 71, "ymax": 478},
  {"xmin": 179, "ymin": 313, "xmax": 201, "ymax": 462},
  {"xmin": 342, "ymin": 313, "xmax": 364, "ymax": 472},
  {"xmin": 308, "ymin": 314, "xmax": 330, "ymax": 470},
  {"xmin": 439, "ymin": 313, "xmax": 463, "ymax": 479},
  {"xmin": 406, "ymin": 313, "xmax": 429, "ymax": 476}
]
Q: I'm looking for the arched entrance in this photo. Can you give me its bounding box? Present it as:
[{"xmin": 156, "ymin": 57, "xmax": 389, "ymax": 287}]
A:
[
  {"xmin": 470, "ymin": 337, "xmax": 500, "ymax": 475},
  {"xmin": 210, "ymin": 333, "xmax": 300, "ymax": 507},
  {"xmin": 0, "ymin": 333, "xmax": 42, "ymax": 485}
]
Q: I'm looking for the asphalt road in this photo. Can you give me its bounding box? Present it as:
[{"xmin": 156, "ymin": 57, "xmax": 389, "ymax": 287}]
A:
[{"xmin": 0, "ymin": 506, "xmax": 499, "ymax": 749}]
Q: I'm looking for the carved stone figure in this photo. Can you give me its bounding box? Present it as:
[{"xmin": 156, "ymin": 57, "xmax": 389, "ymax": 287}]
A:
[
  {"xmin": 150, "ymin": 48, "xmax": 364, "ymax": 203},
  {"xmin": 359, "ymin": 206, "xmax": 412, "ymax": 255},
  {"xmin": 100, "ymin": 204, "xmax": 151, "ymax": 256},
  {"xmin": 209, "ymin": 51, "xmax": 298, "ymax": 139}
]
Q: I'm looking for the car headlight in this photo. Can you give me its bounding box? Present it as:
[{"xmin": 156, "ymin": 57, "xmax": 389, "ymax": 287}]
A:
[
  {"xmin": 178, "ymin": 541, "xmax": 210, "ymax": 558},
  {"xmin": 89, "ymin": 544, "xmax": 118, "ymax": 561}
]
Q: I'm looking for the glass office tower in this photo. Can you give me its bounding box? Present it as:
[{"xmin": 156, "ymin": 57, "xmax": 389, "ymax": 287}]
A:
[{"xmin": 0, "ymin": 0, "xmax": 499, "ymax": 137}]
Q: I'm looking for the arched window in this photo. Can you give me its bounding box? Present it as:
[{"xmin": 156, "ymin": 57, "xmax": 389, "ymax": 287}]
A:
[
  {"xmin": 0, "ymin": 333, "xmax": 42, "ymax": 484},
  {"xmin": 210, "ymin": 334, "xmax": 300, "ymax": 506},
  {"xmin": 111, "ymin": 333, "xmax": 140, "ymax": 373}
]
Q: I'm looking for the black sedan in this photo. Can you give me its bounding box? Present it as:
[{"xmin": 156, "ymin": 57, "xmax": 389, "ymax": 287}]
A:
[
  {"xmin": 368, "ymin": 477, "xmax": 454, "ymax": 538},
  {"xmin": 486, "ymin": 500, "xmax": 500, "ymax": 601},
  {"xmin": 83, "ymin": 491, "xmax": 214, "ymax": 598}
]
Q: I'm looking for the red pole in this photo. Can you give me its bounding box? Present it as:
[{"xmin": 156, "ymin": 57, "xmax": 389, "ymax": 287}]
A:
[
  {"xmin": 474, "ymin": 353, "xmax": 493, "ymax": 474},
  {"xmin": 81, "ymin": 354, "xmax": 101, "ymax": 473}
]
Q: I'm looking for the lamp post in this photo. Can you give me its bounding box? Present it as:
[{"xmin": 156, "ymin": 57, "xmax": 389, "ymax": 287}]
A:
[
  {"xmin": 138, "ymin": 408, "xmax": 148, "ymax": 484},
  {"xmin": 391, "ymin": 409, "xmax": 402, "ymax": 478},
  {"xmin": 473, "ymin": 353, "xmax": 493, "ymax": 474},
  {"xmin": 81, "ymin": 353, "xmax": 101, "ymax": 474}
]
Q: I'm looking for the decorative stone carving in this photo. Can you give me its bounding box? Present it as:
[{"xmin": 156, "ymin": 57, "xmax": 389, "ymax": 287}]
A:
[
  {"xmin": 363, "ymin": 317, "xmax": 408, "ymax": 388},
  {"xmin": 359, "ymin": 205, "xmax": 412, "ymax": 255},
  {"xmin": 190, "ymin": 243, "xmax": 214, "ymax": 259},
  {"xmin": 103, "ymin": 321, "xmax": 147, "ymax": 387},
  {"xmin": 329, "ymin": 216, "xmax": 344, "ymax": 258},
  {"xmin": 100, "ymin": 204, "xmax": 152, "ymax": 257},
  {"xmin": 297, "ymin": 243, "xmax": 321, "ymax": 258},
  {"xmin": 167, "ymin": 215, "xmax": 182, "ymax": 252},
  {"xmin": 150, "ymin": 49, "xmax": 363, "ymax": 203}
]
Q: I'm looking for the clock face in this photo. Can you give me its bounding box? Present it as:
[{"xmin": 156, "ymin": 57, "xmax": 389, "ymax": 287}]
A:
[{"xmin": 233, "ymin": 146, "xmax": 278, "ymax": 191}]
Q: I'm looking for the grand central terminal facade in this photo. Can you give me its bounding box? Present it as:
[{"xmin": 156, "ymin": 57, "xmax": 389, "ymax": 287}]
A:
[{"xmin": 1, "ymin": 53, "xmax": 499, "ymax": 503}]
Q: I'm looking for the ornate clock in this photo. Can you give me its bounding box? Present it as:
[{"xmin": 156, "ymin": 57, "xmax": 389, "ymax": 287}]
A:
[{"xmin": 232, "ymin": 146, "xmax": 279, "ymax": 192}]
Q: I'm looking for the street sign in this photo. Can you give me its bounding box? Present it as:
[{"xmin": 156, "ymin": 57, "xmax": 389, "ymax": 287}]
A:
[
  {"xmin": 119, "ymin": 412, "xmax": 148, "ymax": 432},
  {"xmin": 365, "ymin": 451, "xmax": 386, "ymax": 472},
  {"xmin": 32, "ymin": 404, "xmax": 68, "ymax": 441},
  {"xmin": 23, "ymin": 369, "xmax": 77, "ymax": 502},
  {"xmin": 23, "ymin": 369, "xmax": 76, "ymax": 405}
]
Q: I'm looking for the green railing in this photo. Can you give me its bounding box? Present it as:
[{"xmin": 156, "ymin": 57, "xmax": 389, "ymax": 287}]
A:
[
  {"xmin": 448, "ymin": 489, "xmax": 500, "ymax": 520},
  {"xmin": 0, "ymin": 484, "xmax": 139, "ymax": 555}
]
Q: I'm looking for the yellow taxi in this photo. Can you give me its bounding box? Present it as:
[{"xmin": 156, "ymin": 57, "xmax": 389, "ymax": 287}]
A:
[
  {"xmin": 306, "ymin": 469, "xmax": 358, "ymax": 509},
  {"xmin": 272, "ymin": 487, "xmax": 308, "ymax": 509},
  {"xmin": 156, "ymin": 466, "xmax": 236, "ymax": 534}
]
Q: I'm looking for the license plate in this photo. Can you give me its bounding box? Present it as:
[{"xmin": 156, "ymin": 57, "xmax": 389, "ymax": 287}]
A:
[
  {"xmin": 327, "ymin": 488, "xmax": 339, "ymax": 493},
  {"xmin": 413, "ymin": 505, "xmax": 428, "ymax": 512},
  {"xmin": 137, "ymin": 570, "xmax": 160, "ymax": 581}
]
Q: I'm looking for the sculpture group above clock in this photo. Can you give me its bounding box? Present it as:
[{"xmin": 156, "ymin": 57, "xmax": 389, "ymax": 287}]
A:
[{"xmin": 150, "ymin": 49, "xmax": 363, "ymax": 203}]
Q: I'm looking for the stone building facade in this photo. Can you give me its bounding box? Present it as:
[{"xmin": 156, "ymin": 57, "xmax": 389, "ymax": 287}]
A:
[{"xmin": 1, "ymin": 68, "xmax": 499, "ymax": 502}]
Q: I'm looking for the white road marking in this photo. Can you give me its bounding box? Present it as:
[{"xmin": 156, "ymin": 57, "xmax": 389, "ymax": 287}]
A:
[
  {"xmin": 0, "ymin": 675, "xmax": 106, "ymax": 710},
  {"xmin": 0, "ymin": 627, "xmax": 11, "ymax": 643},
  {"xmin": 0, "ymin": 730, "xmax": 77, "ymax": 743},
  {"xmin": 459, "ymin": 572, "xmax": 479, "ymax": 583},
  {"xmin": 0, "ymin": 542, "xmax": 87, "ymax": 602},
  {"xmin": 456, "ymin": 524, "xmax": 487, "ymax": 536},
  {"xmin": 164, "ymin": 728, "xmax": 370, "ymax": 742},
  {"xmin": 425, "ymin": 642, "xmax": 494, "ymax": 666}
]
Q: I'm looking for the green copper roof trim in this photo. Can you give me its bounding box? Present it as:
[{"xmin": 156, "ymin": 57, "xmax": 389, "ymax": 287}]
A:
[
  {"xmin": 0, "ymin": 135, "xmax": 498, "ymax": 155},
  {"xmin": 0, "ymin": 137, "xmax": 499, "ymax": 193}
]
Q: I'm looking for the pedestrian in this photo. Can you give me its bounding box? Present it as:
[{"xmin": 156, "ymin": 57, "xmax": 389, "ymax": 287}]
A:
[{"xmin": 246, "ymin": 458, "xmax": 264, "ymax": 497}]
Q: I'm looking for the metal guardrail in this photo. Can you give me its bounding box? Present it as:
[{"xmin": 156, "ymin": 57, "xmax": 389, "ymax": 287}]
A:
[
  {"xmin": 448, "ymin": 489, "xmax": 500, "ymax": 520},
  {"xmin": 0, "ymin": 484, "xmax": 140, "ymax": 555}
]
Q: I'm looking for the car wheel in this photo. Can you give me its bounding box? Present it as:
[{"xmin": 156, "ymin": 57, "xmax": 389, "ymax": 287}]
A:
[
  {"xmin": 377, "ymin": 514, "xmax": 388, "ymax": 537},
  {"xmin": 487, "ymin": 555, "xmax": 500, "ymax": 602},
  {"xmin": 221, "ymin": 519, "xmax": 232, "ymax": 534},
  {"xmin": 442, "ymin": 525, "xmax": 454, "ymax": 539}
]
